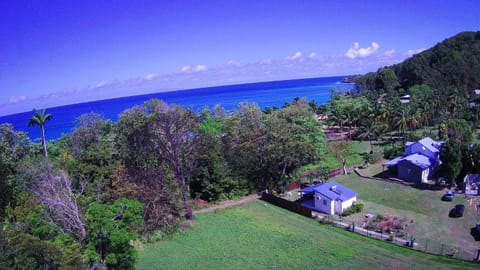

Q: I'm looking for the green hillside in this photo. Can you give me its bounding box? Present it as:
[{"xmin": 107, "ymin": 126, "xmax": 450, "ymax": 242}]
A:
[{"xmin": 356, "ymin": 31, "xmax": 480, "ymax": 96}]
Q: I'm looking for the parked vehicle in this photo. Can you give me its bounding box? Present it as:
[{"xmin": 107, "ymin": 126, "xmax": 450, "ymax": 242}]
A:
[
  {"xmin": 450, "ymin": 204, "xmax": 465, "ymax": 217},
  {"xmin": 437, "ymin": 177, "xmax": 447, "ymax": 186},
  {"xmin": 441, "ymin": 191, "xmax": 454, "ymax": 201}
]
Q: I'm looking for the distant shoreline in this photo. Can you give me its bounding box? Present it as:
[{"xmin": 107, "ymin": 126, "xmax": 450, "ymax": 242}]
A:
[{"xmin": 0, "ymin": 75, "xmax": 353, "ymax": 140}]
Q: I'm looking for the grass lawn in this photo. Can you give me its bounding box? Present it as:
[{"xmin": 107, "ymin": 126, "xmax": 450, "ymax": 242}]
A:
[
  {"xmin": 333, "ymin": 171, "xmax": 480, "ymax": 257},
  {"xmin": 298, "ymin": 141, "xmax": 376, "ymax": 174},
  {"xmin": 136, "ymin": 201, "xmax": 478, "ymax": 269}
]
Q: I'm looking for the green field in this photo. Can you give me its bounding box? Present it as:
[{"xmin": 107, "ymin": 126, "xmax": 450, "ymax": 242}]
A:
[
  {"xmin": 333, "ymin": 167, "xmax": 480, "ymax": 258},
  {"xmin": 136, "ymin": 201, "xmax": 478, "ymax": 269}
]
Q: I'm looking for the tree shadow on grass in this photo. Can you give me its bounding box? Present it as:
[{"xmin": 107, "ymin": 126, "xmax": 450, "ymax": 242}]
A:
[
  {"xmin": 411, "ymin": 183, "xmax": 443, "ymax": 191},
  {"xmin": 372, "ymin": 170, "xmax": 393, "ymax": 179}
]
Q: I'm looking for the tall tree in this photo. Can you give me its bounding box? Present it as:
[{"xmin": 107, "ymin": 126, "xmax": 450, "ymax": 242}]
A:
[
  {"xmin": 439, "ymin": 140, "xmax": 463, "ymax": 186},
  {"xmin": 226, "ymin": 103, "xmax": 268, "ymax": 190},
  {"xmin": 146, "ymin": 100, "xmax": 199, "ymax": 220},
  {"xmin": 28, "ymin": 109, "xmax": 52, "ymax": 157},
  {"xmin": 115, "ymin": 105, "xmax": 182, "ymax": 231}
]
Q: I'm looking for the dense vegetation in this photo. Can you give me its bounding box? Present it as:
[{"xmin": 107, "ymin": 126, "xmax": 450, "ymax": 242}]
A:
[
  {"xmin": 324, "ymin": 31, "xmax": 480, "ymax": 185},
  {"xmin": 0, "ymin": 99, "xmax": 325, "ymax": 269},
  {"xmin": 356, "ymin": 31, "xmax": 480, "ymax": 99},
  {"xmin": 2, "ymin": 31, "xmax": 479, "ymax": 268}
]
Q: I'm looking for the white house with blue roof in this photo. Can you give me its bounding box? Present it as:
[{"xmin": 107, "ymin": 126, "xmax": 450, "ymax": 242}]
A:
[
  {"xmin": 383, "ymin": 137, "xmax": 442, "ymax": 183},
  {"xmin": 299, "ymin": 181, "xmax": 357, "ymax": 215}
]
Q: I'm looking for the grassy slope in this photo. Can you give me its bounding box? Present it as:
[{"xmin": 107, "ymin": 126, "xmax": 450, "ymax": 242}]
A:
[{"xmin": 137, "ymin": 201, "xmax": 478, "ymax": 269}]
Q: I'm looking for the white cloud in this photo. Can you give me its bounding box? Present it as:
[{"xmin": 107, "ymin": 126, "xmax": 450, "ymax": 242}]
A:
[
  {"xmin": 345, "ymin": 42, "xmax": 380, "ymax": 59},
  {"xmin": 9, "ymin": 95, "xmax": 27, "ymax": 104},
  {"xmin": 95, "ymin": 80, "xmax": 108, "ymax": 88},
  {"xmin": 144, "ymin": 73, "xmax": 156, "ymax": 80},
  {"xmin": 288, "ymin": 51, "xmax": 303, "ymax": 60},
  {"xmin": 308, "ymin": 52, "xmax": 317, "ymax": 59},
  {"xmin": 383, "ymin": 49, "xmax": 396, "ymax": 57},
  {"xmin": 181, "ymin": 65, "xmax": 191, "ymax": 72},
  {"xmin": 195, "ymin": 65, "xmax": 208, "ymax": 72},
  {"xmin": 407, "ymin": 48, "xmax": 426, "ymax": 57},
  {"xmin": 182, "ymin": 65, "xmax": 207, "ymax": 72}
]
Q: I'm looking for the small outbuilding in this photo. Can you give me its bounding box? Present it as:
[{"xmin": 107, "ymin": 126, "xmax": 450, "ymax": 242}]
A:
[
  {"xmin": 464, "ymin": 174, "xmax": 480, "ymax": 196},
  {"xmin": 299, "ymin": 181, "xmax": 357, "ymax": 215}
]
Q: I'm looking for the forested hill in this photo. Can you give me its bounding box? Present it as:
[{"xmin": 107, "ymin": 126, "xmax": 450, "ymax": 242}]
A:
[{"xmin": 355, "ymin": 31, "xmax": 480, "ymax": 96}]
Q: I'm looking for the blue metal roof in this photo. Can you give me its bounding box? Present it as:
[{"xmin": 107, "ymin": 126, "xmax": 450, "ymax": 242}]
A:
[
  {"xmin": 383, "ymin": 156, "xmax": 404, "ymax": 166},
  {"xmin": 418, "ymin": 137, "xmax": 441, "ymax": 153},
  {"xmin": 384, "ymin": 153, "xmax": 434, "ymax": 169},
  {"xmin": 298, "ymin": 185, "xmax": 318, "ymax": 195},
  {"xmin": 384, "ymin": 137, "xmax": 441, "ymax": 169},
  {"xmin": 402, "ymin": 153, "xmax": 433, "ymax": 169},
  {"xmin": 313, "ymin": 181, "xmax": 357, "ymax": 201}
]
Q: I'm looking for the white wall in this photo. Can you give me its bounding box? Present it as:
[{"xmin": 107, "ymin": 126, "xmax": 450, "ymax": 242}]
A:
[
  {"xmin": 340, "ymin": 197, "xmax": 357, "ymax": 214},
  {"xmin": 421, "ymin": 168, "xmax": 429, "ymax": 183},
  {"xmin": 314, "ymin": 193, "xmax": 357, "ymax": 215}
]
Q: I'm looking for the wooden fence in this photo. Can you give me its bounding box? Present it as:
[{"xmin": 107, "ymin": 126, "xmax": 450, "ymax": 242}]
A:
[
  {"xmin": 261, "ymin": 192, "xmax": 312, "ymax": 218},
  {"xmin": 328, "ymin": 168, "xmax": 343, "ymax": 178}
]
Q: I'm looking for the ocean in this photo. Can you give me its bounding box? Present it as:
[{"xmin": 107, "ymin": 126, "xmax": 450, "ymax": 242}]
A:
[{"xmin": 0, "ymin": 76, "xmax": 352, "ymax": 140}]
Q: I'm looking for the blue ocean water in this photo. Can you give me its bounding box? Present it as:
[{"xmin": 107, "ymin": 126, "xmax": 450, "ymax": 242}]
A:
[{"xmin": 0, "ymin": 76, "xmax": 352, "ymax": 140}]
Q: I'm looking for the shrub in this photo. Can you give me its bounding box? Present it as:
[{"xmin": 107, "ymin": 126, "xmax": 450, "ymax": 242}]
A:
[
  {"xmin": 383, "ymin": 143, "xmax": 404, "ymax": 159},
  {"xmin": 342, "ymin": 202, "xmax": 364, "ymax": 216}
]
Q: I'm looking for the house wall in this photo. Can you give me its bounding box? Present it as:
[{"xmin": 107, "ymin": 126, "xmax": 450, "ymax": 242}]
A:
[
  {"xmin": 430, "ymin": 157, "xmax": 441, "ymax": 177},
  {"xmin": 421, "ymin": 168, "xmax": 430, "ymax": 183},
  {"xmin": 398, "ymin": 161, "xmax": 424, "ymax": 183},
  {"xmin": 314, "ymin": 193, "xmax": 334, "ymax": 215},
  {"xmin": 340, "ymin": 197, "xmax": 357, "ymax": 213},
  {"xmin": 314, "ymin": 193, "xmax": 357, "ymax": 215}
]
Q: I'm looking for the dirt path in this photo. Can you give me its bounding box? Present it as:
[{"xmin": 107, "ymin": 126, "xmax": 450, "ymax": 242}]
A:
[{"xmin": 193, "ymin": 194, "xmax": 261, "ymax": 214}]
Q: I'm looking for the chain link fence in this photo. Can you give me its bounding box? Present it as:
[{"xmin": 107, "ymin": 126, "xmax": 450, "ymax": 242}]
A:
[{"xmin": 316, "ymin": 213, "xmax": 479, "ymax": 262}]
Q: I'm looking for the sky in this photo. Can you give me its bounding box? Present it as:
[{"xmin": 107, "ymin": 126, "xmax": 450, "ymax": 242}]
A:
[{"xmin": 0, "ymin": 0, "xmax": 479, "ymax": 116}]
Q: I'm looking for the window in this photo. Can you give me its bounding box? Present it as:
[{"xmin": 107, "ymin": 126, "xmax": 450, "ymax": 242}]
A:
[{"xmin": 323, "ymin": 199, "xmax": 327, "ymax": 206}]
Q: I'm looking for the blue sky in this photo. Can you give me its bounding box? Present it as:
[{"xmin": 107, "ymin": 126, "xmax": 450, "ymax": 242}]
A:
[{"xmin": 0, "ymin": 0, "xmax": 478, "ymax": 116}]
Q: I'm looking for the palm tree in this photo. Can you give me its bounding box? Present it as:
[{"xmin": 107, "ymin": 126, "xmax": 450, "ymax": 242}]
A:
[
  {"xmin": 394, "ymin": 109, "xmax": 408, "ymax": 142},
  {"xmin": 358, "ymin": 119, "xmax": 379, "ymax": 152},
  {"xmin": 28, "ymin": 109, "xmax": 52, "ymax": 157}
]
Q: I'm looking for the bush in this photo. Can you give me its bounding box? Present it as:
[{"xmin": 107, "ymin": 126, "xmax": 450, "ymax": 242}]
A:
[
  {"xmin": 363, "ymin": 152, "xmax": 382, "ymax": 165},
  {"xmin": 342, "ymin": 202, "xmax": 364, "ymax": 216},
  {"xmin": 383, "ymin": 143, "xmax": 404, "ymax": 159}
]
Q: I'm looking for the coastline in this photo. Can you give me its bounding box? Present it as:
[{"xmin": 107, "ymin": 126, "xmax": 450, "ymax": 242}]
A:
[{"xmin": 0, "ymin": 76, "xmax": 353, "ymax": 140}]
